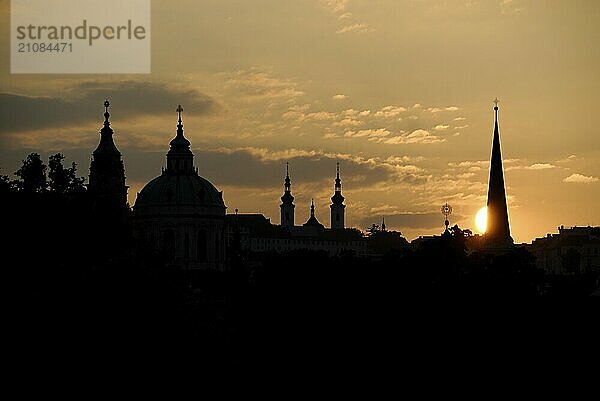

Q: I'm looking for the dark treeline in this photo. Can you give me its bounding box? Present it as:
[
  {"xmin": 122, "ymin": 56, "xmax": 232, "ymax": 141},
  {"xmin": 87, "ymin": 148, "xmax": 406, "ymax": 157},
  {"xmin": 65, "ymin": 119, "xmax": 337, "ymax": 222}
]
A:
[{"xmin": 3, "ymin": 152, "xmax": 599, "ymax": 367}]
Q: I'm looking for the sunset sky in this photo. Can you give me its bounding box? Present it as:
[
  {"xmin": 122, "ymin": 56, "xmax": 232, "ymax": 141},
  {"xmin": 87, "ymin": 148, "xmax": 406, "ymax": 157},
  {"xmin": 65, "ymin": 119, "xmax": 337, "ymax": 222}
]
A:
[{"xmin": 1, "ymin": 0, "xmax": 599, "ymax": 242}]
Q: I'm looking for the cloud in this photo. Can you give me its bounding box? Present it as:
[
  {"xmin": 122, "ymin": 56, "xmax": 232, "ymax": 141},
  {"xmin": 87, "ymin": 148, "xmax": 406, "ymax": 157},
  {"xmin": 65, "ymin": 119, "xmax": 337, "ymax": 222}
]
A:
[
  {"xmin": 332, "ymin": 118, "xmax": 364, "ymax": 127},
  {"xmin": 454, "ymin": 124, "xmax": 469, "ymax": 129},
  {"xmin": 374, "ymin": 105, "xmax": 407, "ymax": 118},
  {"xmin": 506, "ymin": 163, "xmax": 556, "ymax": 171},
  {"xmin": 434, "ymin": 125, "xmax": 449, "ymax": 131},
  {"xmin": 223, "ymin": 70, "xmax": 304, "ymax": 102},
  {"xmin": 336, "ymin": 24, "xmax": 371, "ymax": 34},
  {"xmin": 385, "ymin": 155, "xmax": 426, "ymax": 164},
  {"xmin": 344, "ymin": 128, "xmax": 391, "ymax": 139},
  {"xmin": 195, "ymin": 146, "xmax": 405, "ymax": 190},
  {"xmin": 382, "ymin": 129, "xmax": 445, "ymax": 145},
  {"xmin": 448, "ymin": 160, "xmax": 488, "ymax": 168},
  {"xmin": 454, "ymin": 116, "xmax": 467, "ymax": 121},
  {"xmin": 563, "ymin": 173, "xmax": 599, "ymax": 184},
  {"xmin": 332, "ymin": 94, "xmax": 347, "ymax": 100},
  {"xmin": 306, "ymin": 111, "xmax": 338, "ymax": 120},
  {"xmin": 0, "ymin": 81, "xmax": 215, "ymax": 132},
  {"xmin": 323, "ymin": 0, "xmax": 348, "ymax": 13},
  {"xmin": 525, "ymin": 163, "xmax": 555, "ymax": 170},
  {"xmin": 428, "ymin": 106, "xmax": 459, "ymax": 113},
  {"xmin": 556, "ymin": 154, "xmax": 577, "ymax": 163}
]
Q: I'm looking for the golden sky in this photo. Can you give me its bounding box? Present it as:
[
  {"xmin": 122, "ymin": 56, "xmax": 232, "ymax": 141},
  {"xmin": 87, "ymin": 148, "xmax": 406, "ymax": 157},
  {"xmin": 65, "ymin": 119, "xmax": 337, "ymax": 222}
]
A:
[{"xmin": 1, "ymin": 0, "xmax": 599, "ymax": 242}]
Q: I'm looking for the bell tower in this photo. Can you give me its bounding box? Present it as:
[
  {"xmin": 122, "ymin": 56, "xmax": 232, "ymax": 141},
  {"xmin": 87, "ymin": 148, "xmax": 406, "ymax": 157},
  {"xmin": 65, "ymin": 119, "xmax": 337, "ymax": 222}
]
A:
[
  {"xmin": 88, "ymin": 100, "xmax": 128, "ymax": 210},
  {"xmin": 280, "ymin": 162, "xmax": 295, "ymax": 228},
  {"xmin": 330, "ymin": 162, "xmax": 345, "ymax": 229}
]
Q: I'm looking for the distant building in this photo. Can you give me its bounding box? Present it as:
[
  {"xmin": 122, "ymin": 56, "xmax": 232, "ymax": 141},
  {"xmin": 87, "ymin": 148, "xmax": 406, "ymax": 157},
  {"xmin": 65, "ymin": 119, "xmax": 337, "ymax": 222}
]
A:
[
  {"xmin": 226, "ymin": 165, "xmax": 369, "ymax": 258},
  {"xmin": 225, "ymin": 213, "xmax": 367, "ymax": 258},
  {"xmin": 527, "ymin": 226, "xmax": 600, "ymax": 275}
]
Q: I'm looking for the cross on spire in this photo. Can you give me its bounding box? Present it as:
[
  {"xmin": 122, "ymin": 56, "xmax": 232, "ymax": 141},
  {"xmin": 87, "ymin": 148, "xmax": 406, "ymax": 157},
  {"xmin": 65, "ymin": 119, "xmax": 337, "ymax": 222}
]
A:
[
  {"xmin": 103, "ymin": 99, "xmax": 111, "ymax": 126},
  {"xmin": 493, "ymin": 97, "xmax": 500, "ymax": 109}
]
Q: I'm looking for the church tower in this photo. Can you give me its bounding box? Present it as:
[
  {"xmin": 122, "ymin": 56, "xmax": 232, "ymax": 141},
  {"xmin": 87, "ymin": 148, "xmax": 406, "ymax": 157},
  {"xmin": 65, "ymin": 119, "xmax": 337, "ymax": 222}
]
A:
[
  {"xmin": 88, "ymin": 100, "xmax": 128, "ymax": 210},
  {"xmin": 484, "ymin": 99, "xmax": 514, "ymax": 249},
  {"xmin": 280, "ymin": 162, "xmax": 295, "ymax": 228},
  {"xmin": 330, "ymin": 162, "xmax": 346, "ymax": 229}
]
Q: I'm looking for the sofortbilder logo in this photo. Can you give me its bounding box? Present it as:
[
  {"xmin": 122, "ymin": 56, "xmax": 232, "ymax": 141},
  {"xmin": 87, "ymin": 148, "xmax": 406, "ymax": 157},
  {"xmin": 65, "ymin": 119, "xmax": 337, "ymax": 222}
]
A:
[{"xmin": 11, "ymin": 0, "xmax": 150, "ymax": 73}]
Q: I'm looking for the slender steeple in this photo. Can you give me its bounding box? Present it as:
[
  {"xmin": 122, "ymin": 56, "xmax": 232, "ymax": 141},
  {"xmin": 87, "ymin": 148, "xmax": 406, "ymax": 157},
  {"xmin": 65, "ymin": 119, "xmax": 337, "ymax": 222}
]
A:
[
  {"xmin": 280, "ymin": 162, "xmax": 295, "ymax": 228},
  {"xmin": 381, "ymin": 217, "xmax": 386, "ymax": 231},
  {"xmin": 166, "ymin": 104, "xmax": 195, "ymax": 175},
  {"xmin": 485, "ymin": 99, "xmax": 513, "ymax": 248},
  {"xmin": 330, "ymin": 162, "xmax": 346, "ymax": 229},
  {"xmin": 304, "ymin": 198, "xmax": 324, "ymax": 228},
  {"xmin": 88, "ymin": 100, "xmax": 128, "ymax": 209},
  {"xmin": 93, "ymin": 100, "xmax": 120, "ymax": 155}
]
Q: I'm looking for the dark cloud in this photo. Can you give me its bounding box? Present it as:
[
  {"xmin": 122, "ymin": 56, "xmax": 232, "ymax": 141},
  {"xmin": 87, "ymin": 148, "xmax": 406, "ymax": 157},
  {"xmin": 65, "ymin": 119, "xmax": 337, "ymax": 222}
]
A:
[
  {"xmin": 0, "ymin": 81, "xmax": 215, "ymax": 132},
  {"xmin": 194, "ymin": 149, "xmax": 393, "ymax": 189}
]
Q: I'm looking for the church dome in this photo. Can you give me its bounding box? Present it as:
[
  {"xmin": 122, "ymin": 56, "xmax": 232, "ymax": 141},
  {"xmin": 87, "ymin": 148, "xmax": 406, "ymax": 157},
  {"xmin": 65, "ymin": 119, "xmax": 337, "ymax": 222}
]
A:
[
  {"xmin": 133, "ymin": 104, "xmax": 226, "ymax": 214},
  {"xmin": 135, "ymin": 173, "xmax": 225, "ymax": 208}
]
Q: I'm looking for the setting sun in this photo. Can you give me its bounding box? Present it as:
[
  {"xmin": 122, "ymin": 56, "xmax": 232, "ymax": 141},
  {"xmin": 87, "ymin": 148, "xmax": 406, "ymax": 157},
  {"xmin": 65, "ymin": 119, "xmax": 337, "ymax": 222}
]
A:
[{"xmin": 476, "ymin": 207, "xmax": 488, "ymax": 233}]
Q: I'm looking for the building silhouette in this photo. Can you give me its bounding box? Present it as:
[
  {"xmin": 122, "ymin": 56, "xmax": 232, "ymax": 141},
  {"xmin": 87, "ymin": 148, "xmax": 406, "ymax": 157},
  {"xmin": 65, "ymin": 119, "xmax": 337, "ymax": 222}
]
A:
[
  {"xmin": 330, "ymin": 162, "xmax": 346, "ymax": 229},
  {"xmin": 88, "ymin": 100, "xmax": 128, "ymax": 212},
  {"xmin": 227, "ymin": 163, "xmax": 369, "ymax": 258},
  {"xmin": 280, "ymin": 162, "xmax": 295, "ymax": 228},
  {"xmin": 484, "ymin": 99, "xmax": 514, "ymax": 250},
  {"xmin": 527, "ymin": 226, "xmax": 600, "ymax": 275},
  {"xmin": 133, "ymin": 105, "xmax": 227, "ymax": 269}
]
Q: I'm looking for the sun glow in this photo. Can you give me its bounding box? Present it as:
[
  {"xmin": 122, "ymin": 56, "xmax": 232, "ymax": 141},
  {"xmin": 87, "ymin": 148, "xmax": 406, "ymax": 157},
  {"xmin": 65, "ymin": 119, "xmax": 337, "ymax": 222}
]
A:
[{"xmin": 475, "ymin": 207, "xmax": 488, "ymax": 233}]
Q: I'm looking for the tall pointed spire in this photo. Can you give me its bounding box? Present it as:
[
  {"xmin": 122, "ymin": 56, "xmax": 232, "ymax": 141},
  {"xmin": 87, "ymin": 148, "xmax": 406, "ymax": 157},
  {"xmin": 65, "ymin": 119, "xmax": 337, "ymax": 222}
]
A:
[
  {"xmin": 485, "ymin": 98, "xmax": 513, "ymax": 248},
  {"xmin": 330, "ymin": 162, "xmax": 346, "ymax": 229},
  {"xmin": 88, "ymin": 100, "xmax": 128, "ymax": 210},
  {"xmin": 93, "ymin": 99, "xmax": 119, "ymax": 155},
  {"xmin": 304, "ymin": 198, "xmax": 324, "ymax": 228},
  {"xmin": 280, "ymin": 161, "xmax": 295, "ymax": 227},
  {"xmin": 381, "ymin": 217, "xmax": 386, "ymax": 231}
]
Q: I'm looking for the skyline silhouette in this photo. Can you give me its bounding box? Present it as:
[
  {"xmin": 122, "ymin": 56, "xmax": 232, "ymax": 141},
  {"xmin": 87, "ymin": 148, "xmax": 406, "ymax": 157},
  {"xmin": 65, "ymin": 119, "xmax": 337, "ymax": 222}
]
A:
[{"xmin": 2, "ymin": 1, "xmax": 599, "ymax": 243}]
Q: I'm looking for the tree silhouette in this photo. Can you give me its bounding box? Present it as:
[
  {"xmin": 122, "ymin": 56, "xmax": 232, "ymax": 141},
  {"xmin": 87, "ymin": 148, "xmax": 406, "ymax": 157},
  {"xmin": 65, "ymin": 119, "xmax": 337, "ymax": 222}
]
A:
[
  {"xmin": 0, "ymin": 171, "xmax": 13, "ymax": 193},
  {"xmin": 48, "ymin": 153, "xmax": 85, "ymax": 193},
  {"xmin": 14, "ymin": 153, "xmax": 46, "ymax": 193}
]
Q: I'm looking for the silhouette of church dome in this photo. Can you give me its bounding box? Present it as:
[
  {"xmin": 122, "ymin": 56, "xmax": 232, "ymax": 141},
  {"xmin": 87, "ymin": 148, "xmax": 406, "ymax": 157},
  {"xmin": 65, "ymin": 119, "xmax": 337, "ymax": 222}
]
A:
[
  {"xmin": 136, "ymin": 174, "xmax": 224, "ymax": 208},
  {"xmin": 134, "ymin": 104, "xmax": 225, "ymax": 211}
]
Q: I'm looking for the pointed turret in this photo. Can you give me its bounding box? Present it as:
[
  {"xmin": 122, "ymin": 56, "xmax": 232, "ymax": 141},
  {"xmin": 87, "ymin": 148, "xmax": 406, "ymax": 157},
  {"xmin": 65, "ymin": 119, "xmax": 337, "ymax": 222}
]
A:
[
  {"xmin": 280, "ymin": 162, "xmax": 295, "ymax": 227},
  {"xmin": 485, "ymin": 99, "xmax": 513, "ymax": 249},
  {"xmin": 381, "ymin": 217, "xmax": 386, "ymax": 231},
  {"xmin": 330, "ymin": 162, "xmax": 346, "ymax": 229},
  {"xmin": 304, "ymin": 198, "xmax": 324, "ymax": 228},
  {"xmin": 88, "ymin": 100, "xmax": 128, "ymax": 209}
]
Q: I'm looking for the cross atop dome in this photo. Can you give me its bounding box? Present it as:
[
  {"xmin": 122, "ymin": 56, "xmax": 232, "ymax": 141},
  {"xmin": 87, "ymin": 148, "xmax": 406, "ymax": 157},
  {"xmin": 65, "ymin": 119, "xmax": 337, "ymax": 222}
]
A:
[{"xmin": 177, "ymin": 104, "xmax": 184, "ymax": 122}]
